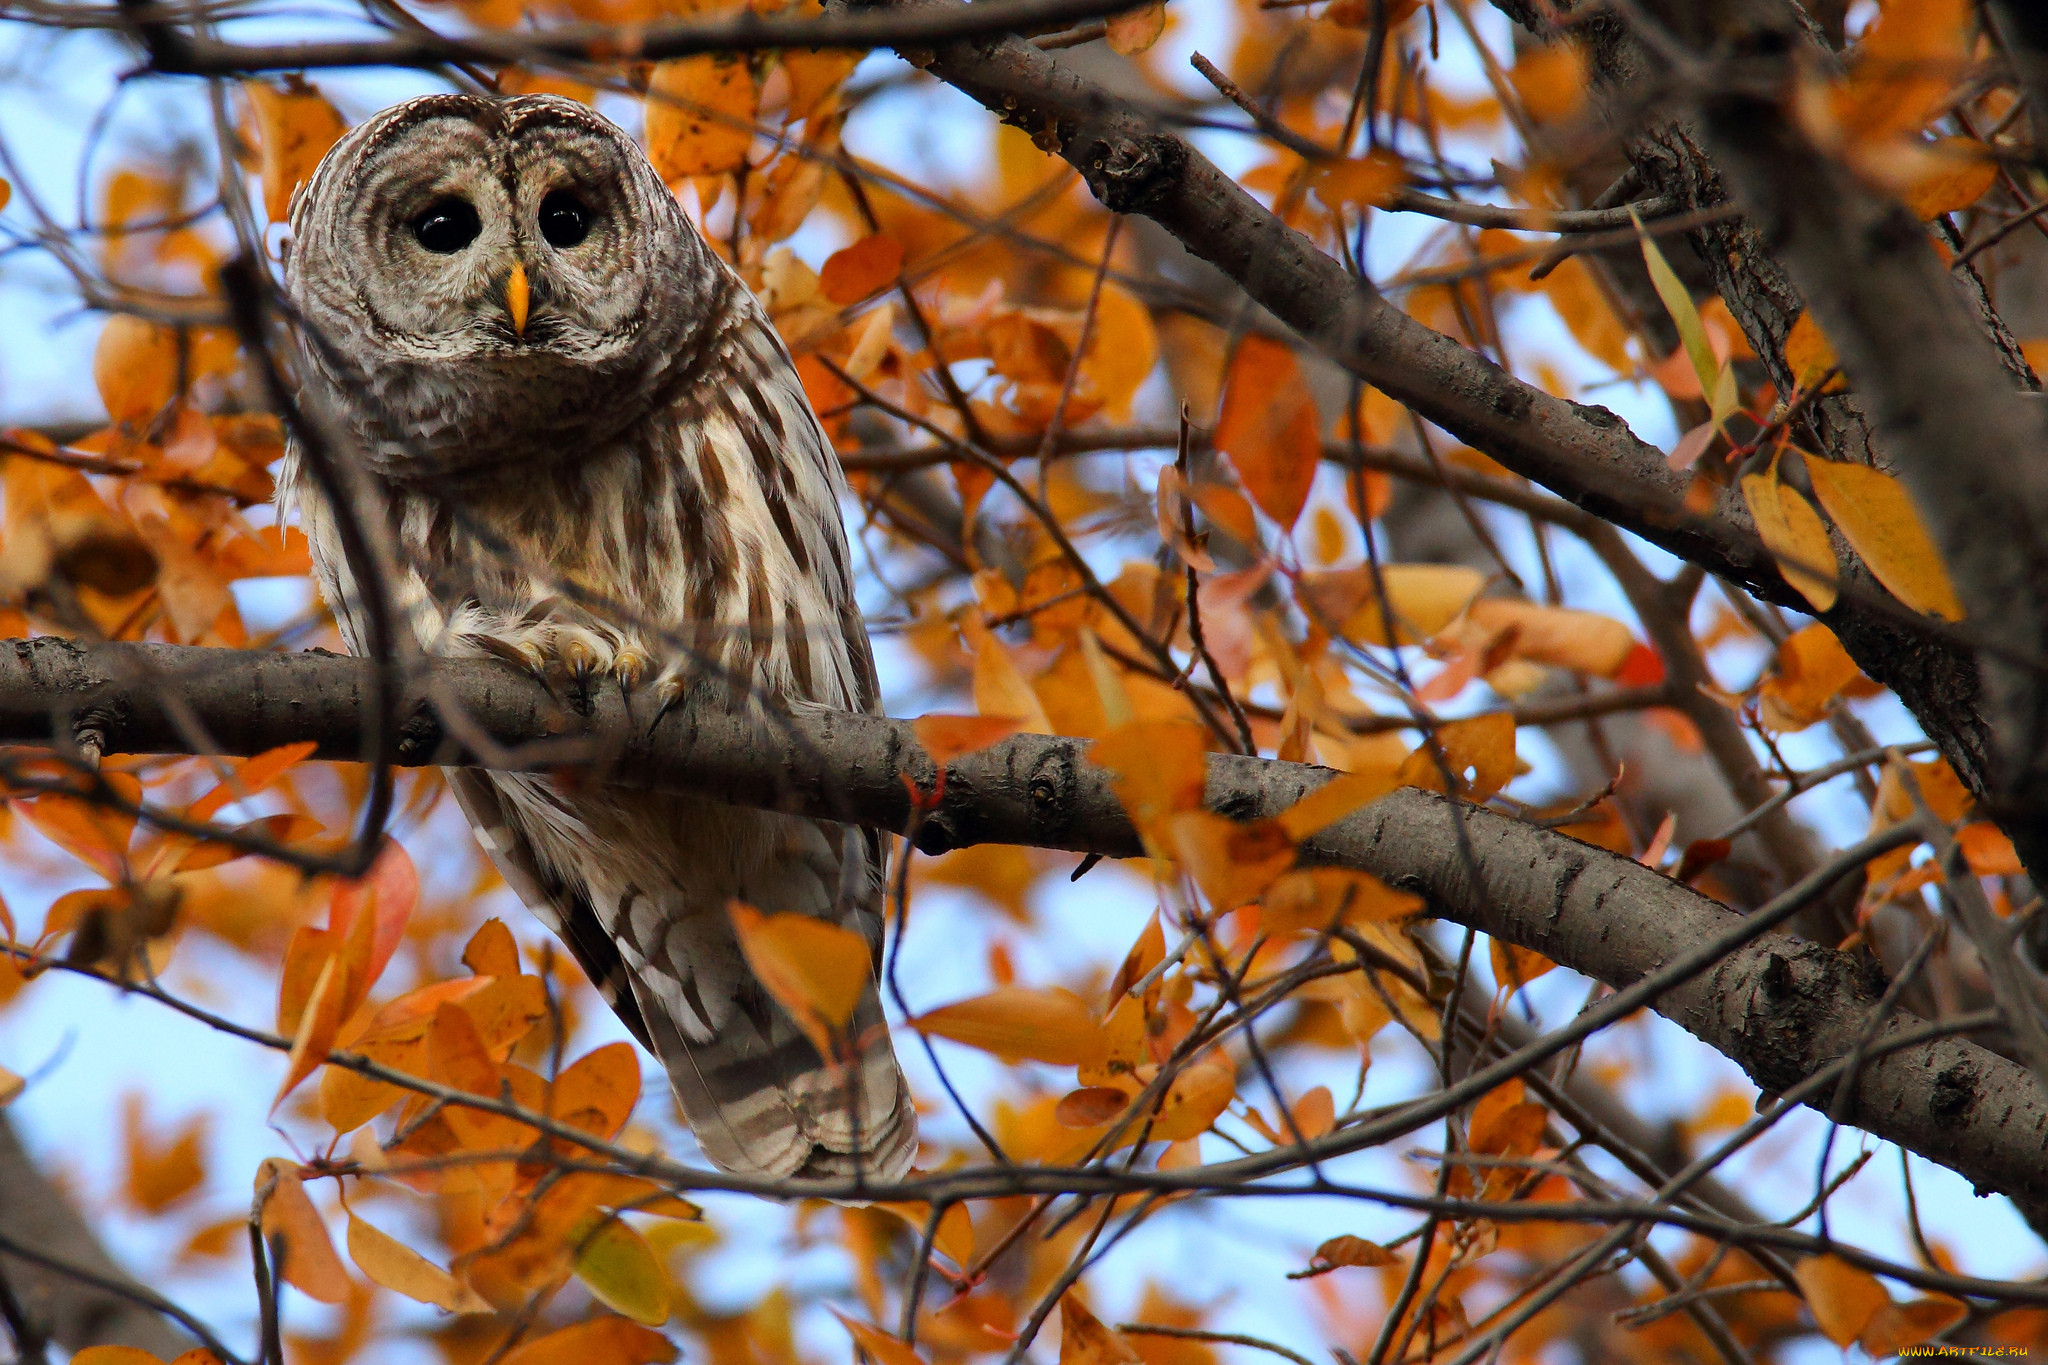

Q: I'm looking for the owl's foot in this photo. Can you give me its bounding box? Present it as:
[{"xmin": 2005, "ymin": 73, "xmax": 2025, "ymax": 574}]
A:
[{"xmin": 453, "ymin": 607, "xmax": 652, "ymax": 711}]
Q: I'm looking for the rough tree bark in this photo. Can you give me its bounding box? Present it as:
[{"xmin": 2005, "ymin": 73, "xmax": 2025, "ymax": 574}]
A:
[{"xmin": 4, "ymin": 637, "xmax": 2043, "ymax": 1215}]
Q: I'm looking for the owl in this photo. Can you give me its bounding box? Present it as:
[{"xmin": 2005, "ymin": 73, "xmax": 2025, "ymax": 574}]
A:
[{"xmin": 278, "ymin": 93, "xmax": 915, "ymax": 1180}]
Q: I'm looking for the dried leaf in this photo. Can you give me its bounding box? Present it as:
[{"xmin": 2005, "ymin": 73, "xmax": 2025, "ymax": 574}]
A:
[
  {"xmin": 913, "ymin": 985, "xmax": 1101, "ymax": 1065},
  {"xmin": 1860, "ymin": 1295, "xmax": 1969, "ymax": 1354},
  {"xmin": 552, "ymin": 1041, "xmax": 642, "ymax": 1140},
  {"xmin": 1059, "ymin": 1292, "xmax": 1140, "ymax": 1365},
  {"xmin": 1288, "ymin": 1233, "xmax": 1398, "ymax": 1278},
  {"xmin": 1105, "ymin": 0, "xmax": 1164, "ymax": 54},
  {"xmin": 1489, "ymin": 938, "xmax": 1554, "ymax": 992},
  {"xmin": 1298, "ymin": 563, "xmax": 1484, "ymax": 646},
  {"xmin": 1805, "ymin": 458, "xmax": 1964, "ymax": 620},
  {"xmin": 1092, "ymin": 719, "xmax": 1209, "ymax": 840}
]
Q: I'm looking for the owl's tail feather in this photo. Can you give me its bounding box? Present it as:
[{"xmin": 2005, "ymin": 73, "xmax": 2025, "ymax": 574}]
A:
[{"xmin": 635, "ymin": 971, "xmax": 917, "ymax": 1182}]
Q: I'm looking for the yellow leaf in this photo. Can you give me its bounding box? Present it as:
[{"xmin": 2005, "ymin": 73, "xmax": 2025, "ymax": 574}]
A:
[
  {"xmin": 254, "ymin": 1158, "xmax": 350, "ymax": 1304},
  {"xmin": 1741, "ymin": 465, "xmax": 1838, "ymax": 612},
  {"xmin": 833, "ymin": 1311, "xmax": 927, "ymax": 1365},
  {"xmin": 1298, "ymin": 564, "xmax": 1485, "ymax": 646},
  {"xmin": 346, "ymin": 1212, "xmax": 488, "ymax": 1314},
  {"xmin": 1217, "ymin": 335, "xmax": 1319, "ymax": 529},
  {"xmin": 1260, "ymin": 867, "xmax": 1421, "ymax": 936},
  {"xmin": 1509, "ymin": 42, "xmax": 1587, "ymax": 123},
  {"xmin": 914, "ymin": 713, "xmax": 1023, "ymax": 766},
  {"xmin": 872, "ymin": 1200, "xmax": 975, "ymax": 1266},
  {"xmin": 1462, "ymin": 600, "xmax": 1637, "ymax": 677},
  {"xmin": 645, "ymin": 56, "xmax": 757, "ymax": 181},
  {"xmin": 573, "ymin": 1215, "xmax": 672, "ymax": 1327},
  {"xmin": 1793, "ymin": 1254, "xmax": 1891, "ymax": 1348},
  {"xmin": 1783, "ymin": 311, "xmax": 1847, "ymax": 392},
  {"xmin": 1805, "ymin": 458, "xmax": 1964, "ymax": 620},
  {"xmin": 1105, "ymin": 0, "xmax": 1163, "ymax": 53},
  {"xmin": 1163, "ymin": 810, "xmax": 1296, "ymax": 909},
  {"xmin": 1490, "ymin": 937, "xmax": 1554, "ymax": 991},
  {"xmin": 498, "ymin": 1317, "xmax": 677, "ymax": 1365},
  {"xmin": 913, "ymin": 985, "xmax": 1101, "ymax": 1065},
  {"xmin": 1079, "ymin": 284, "xmax": 1158, "ymax": 421},
  {"xmin": 727, "ymin": 902, "xmax": 871, "ymax": 1059},
  {"xmin": 1757, "ymin": 623, "xmax": 1868, "ymax": 732}
]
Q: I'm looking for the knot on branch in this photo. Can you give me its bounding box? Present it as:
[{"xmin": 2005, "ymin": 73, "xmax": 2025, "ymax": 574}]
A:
[{"xmin": 1078, "ymin": 130, "xmax": 1184, "ymax": 216}]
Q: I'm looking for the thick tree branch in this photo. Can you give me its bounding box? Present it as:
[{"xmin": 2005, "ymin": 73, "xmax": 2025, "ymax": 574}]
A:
[{"xmin": 4, "ymin": 637, "xmax": 2046, "ymax": 1215}]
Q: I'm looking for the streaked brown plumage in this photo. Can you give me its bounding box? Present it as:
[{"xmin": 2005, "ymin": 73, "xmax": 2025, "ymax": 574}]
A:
[{"xmin": 280, "ymin": 92, "xmax": 914, "ymax": 1179}]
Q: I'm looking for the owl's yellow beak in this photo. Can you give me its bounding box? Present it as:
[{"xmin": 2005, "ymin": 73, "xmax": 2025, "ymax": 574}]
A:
[{"xmin": 505, "ymin": 261, "xmax": 531, "ymax": 338}]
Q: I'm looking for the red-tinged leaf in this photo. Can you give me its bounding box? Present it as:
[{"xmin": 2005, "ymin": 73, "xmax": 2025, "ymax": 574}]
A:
[
  {"xmin": 254, "ymin": 1158, "xmax": 350, "ymax": 1303},
  {"xmin": 1055, "ymin": 1086, "xmax": 1129, "ymax": 1128},
  {"xmin": 1216, "ymin": 334, "xmax": 1319, "ymax": 530},
  {"xmin": 1287, "ymin": 1233, "xmax": 1399, "ymax": 1278},
  {"xmin": 834, "ymin": 1313, "xmax": 925, "ymax": 1365},
  {"xmin": 497, "ymin": 1316, "xmax": 678, "ymax": 1365},
  {"xmin": 818, "ymin": 233, "xmax": 904, "ymax": 306},
  {"xmin": 1673, "ymin": 838, "xmax": 1733, "ymax": 885},
  {"xmin": 1292, "ymin": 1085, "xmax": 1335, "ymax": 1140},
  {"xmin": 327, "ymin": 840, "xmax": 417, "ymax": 1006},
  {"xmin": 914, "ymin": 713, "xmax": 1022, "ymax": 766},
  {"xmin": 346, "ymin": 1212, "xmax": 489, "ymax": 1313},
  {"xmin": 1860, "ymin": 1296, "xmax": 1969, "ymax": 1354},
  {"xmin": 913, "ymin": 986, "xmax": 1102, "ymax": 1066},
  {"xmin": 1615, "ymin": 641, "xmax": 1665, "ymax": 688},
  {"xmin": 169, "ymin": 814, "xmax": 323, "ymax": 874},
  {"xmin": 186, "ymin": 740, "xmax": 318, "ymax": 823}
]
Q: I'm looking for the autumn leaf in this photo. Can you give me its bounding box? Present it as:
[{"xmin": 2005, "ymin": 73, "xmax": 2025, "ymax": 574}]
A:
[
  {"xmin": 912, "ymin": 985, "xmax": 1101, "ymax": 1065},
  {"xmin": 645, "ymin": 56, "xmax": 757, "ymax": 181},
  {"xmin": 913, "ymin": 713, "xmax": 1023, "ymax": 766},
  {"xmin": 254, "ymin": 1157, "xmax": 350, "ymax": 1303},
  {"xmin": 346, "ymin": 1211, "xmax": 489, "ymax": 1314},
  {"xmin": 573, "ymin": 1215, "xmax": 672, "ymax": 1326},
  {"xmin": 1395, "ymin": 714, "xmax": 1517, "ymax": 802},
  {"xmin": 1216, "ymin": 335, "xmax": 1319, "ymax": 530},
  {"xmin": 727, "ymin": 901, "xmax": 871, "ymax": 1058},
  {"xmin": 1741, "ymin": 461, "xmax": 1838, "ymax": 613},
  {"xmin": 1636, "ymin": 211, "xmax": 1734, "ymax": 425},
  {"xmin": 0, "ymin": 1065, "xmax": 21, "ymax": 1107},
  {"xmin": 833, "ymin": 1310, "xmax": 927, "ymax": 1365},
  {"xmin": 1105, "ymin": 0, "xmax": 1163, "ymax": 54},
  {"xmin": 871, "ymin": 1200, "xmax": 975, "ymax": 1266},
  {"xmin": 1793, "ymin": 1253, "xmax": 1891, "ymax": 1348},
  {"xmin": 1805, "ymin": 457, "xmax": 1964, "ymax": 620},
  {"xmin": 1310, "ymin": 149, "xmax": 1405, "ymax": 211},
  {"xmin": 94, "ymin": 316, "xmax": 179, "ymax": 426},
  {"xmin": 1058, "ymin": 1291, "xmax": 1140, "ymax": 1365},
  {"xmin": 243, "ymin": 76, "xmax": 348, "ymax": 221},
  {"xmin": 1298, "ymin": 563, "xmax": 1484, "ymax": 646},
  {"xmin": 498, "ymin": 1317, "xmax": 677, "ymax": 1365},
  {"xmin": 1783, "ymin": 311, "xmax": 1847, "ymax": 393},
  {"xmin": 819, "ymin": 234, "xmax": 905, "ymax": 307},
  {"xmin": 1287, "ymin": 1233, "xmax": 1399, "ymax": 1278}
]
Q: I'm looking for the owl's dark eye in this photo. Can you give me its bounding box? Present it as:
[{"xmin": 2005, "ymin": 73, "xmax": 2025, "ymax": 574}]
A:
[
  {"xmin": 538, "ymin": 191, "xmax": 591, "ymax": 249},
  {"xmin": 411, "ymin": 198, "xmax": 480, "ymax": 254}
]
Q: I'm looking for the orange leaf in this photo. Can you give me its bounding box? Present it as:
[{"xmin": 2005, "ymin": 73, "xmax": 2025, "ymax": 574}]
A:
[
  {"xmin": 913, "ymin": 985, "xmax": 1101, "ymax": 1065},
  {"xmin": 461, "ymin": 917, "xmax": 523, "ymax": 980},
  {"xmin": 832, "ymin": 1310, "xmax": 927, "ymax": 1365},
  {"xmin": 1298, "ymin": 564, "xmax": 1484, "ymax": 646},
  {"xmin": 727, "ymin": 901, "xmax": 871, "ymax": 1058},
  {"xmin": 1490, "ymin": 938, "xmax": 1555, "ymax": 992},
  {"xmin": 913, "ymin": 713, "xmax": 1023, "ymax": 766},
  {"xmin": 93, "ymin": 316, "xmax": 180, "ymax": 426},
  {"xmin": 819, "ymin": 233, "xmax": 905, "ymax": 306},
  {"xmin": 254, "ymin": 1158, "xmax": 350, "ymax": 1303},
  {"xmin": 1805, "ymin": 458, "xmax": 1964, "ymax": 621},
  {"xmin": 1275, "ymin": 770, "xmax": 1400, "ymax": 843},
  {"xmin": 551, "ymin": 1042, "xmax": 643, "ymax": 1140},
  {"xmin": 1310, "ymin": 149, "xmax": 1405, "ymax": 210},
  {"xmin": 1292, "ymin": 1085, "xmax": 1335, "ymax": 1140},
  {"xmin": 1164, "ymin": 810, "xmax": 1296, "ymax": 910},
  {"xmin": 1758, "ymin": 623, "xmax": 1867, "ymax": 732},
  {"xmin": 1859, "ymin": 1296, "xmax": 1968, "ymax": 1354},
  {"xmin": 1056, "ymin": 1086, "xmax": 1130, "ymax": 1127},
  {"xmin": 242, "ymin": 76, "xmax": 348, "ymax": 222},
  {"xmin": 123, "ymin": 1095, "xmax": 207, "ymax": 1214},
  {"xmin": 70, "ymin": 1351, "xmax": 169, "ymax": 1365},
  {"xmin": 1260, "ymin": 867, "xmax": 1421, "ymax": 936},
  {"xmin": 186, "ymin": 740, "xmax": 317, "ymax": 822},
  {"xmin": 346, "ymin": 1212, "xmax": 489, "ymax": 1313},
  {"xmin": 1058, "ymin": 1292, "xmax": 1140, "ymax": 1365},
  {"xmin": 963, "ymin": 617, "xmax": 1054, "ymax": 734},
  {"xmin": 1783, "ymin": 311, "xmax": 1847, "ymax": 393},
  {"xmin": 1793, "ymin": 1254, "xmax": 1891, "ymax": 1348},
  {"xmin": 1462, "ymin": 600, "xmax": 1637, "ymax": 677},
  {"xmin": 1899, "ymin": 138, "xmax": 1996, "ymax": 218},
  {"xmin": 1396, "ymin": 713, "xmax": 1517, "ymax": 802},
  {"xmin": 645, "ymin": 56, "xmax": 757, "ymax": 181},
  {"xmin": 1091, "ymin": 719, "xmax": 1210, "ymax": 840},
  {"xmin": 871, "ymin": 1200, "xmax": 975, "ymax": 1266},
  {"xmin": 498, "ymin": 1317, "xmax": 677, "ymax": 1365},
  {"xmin": 1216, "ymin": 335, "xmax": 1319, "ymax": 530},
  {"xmin": 1289, "ymin": 1233, "xmax": 1399, "ymax": 1278},
  {"xmin": 274, "ymin": 951, "xmax": 344, "ymax": 1107}
]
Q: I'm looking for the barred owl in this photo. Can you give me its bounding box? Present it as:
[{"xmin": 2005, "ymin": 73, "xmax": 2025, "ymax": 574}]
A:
[{"xmin": 278, "ymin": 93, "xmax": 914, "ymax": 1180}]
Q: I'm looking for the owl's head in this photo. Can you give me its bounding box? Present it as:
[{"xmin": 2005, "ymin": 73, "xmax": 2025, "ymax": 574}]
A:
[{"xmin": 286, "ymin": 93, "xmax": 723, "ymax": 476}]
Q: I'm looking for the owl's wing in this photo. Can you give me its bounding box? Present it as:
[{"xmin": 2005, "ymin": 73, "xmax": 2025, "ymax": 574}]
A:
[{"xmin": 445, "ymin": 768, "xmax": 651, "ymax": 1052}]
